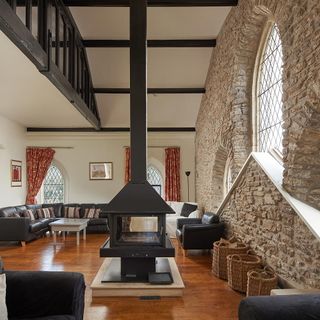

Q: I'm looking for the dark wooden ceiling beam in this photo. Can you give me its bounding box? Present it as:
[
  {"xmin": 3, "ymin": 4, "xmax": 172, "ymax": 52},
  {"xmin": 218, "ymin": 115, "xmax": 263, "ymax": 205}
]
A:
[
  {"xmin": 83, "ymin": 39, "xmax": 216, "ymax": 48},
  {"xmin": 61, "ymin": 0, "xmax": 238, "ymax": 6},
  {"xmin": 94, "ymin": 88, "xmax": 206, "ymax": 94}
]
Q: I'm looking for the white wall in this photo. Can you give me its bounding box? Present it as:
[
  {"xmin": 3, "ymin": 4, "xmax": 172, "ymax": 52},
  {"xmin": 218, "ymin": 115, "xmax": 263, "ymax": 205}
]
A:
[
  {"xmin": 0, "ymin": 114, "xmax": 26, "ymax": 207},
  {"xmin": 26, "ymin": 132, "xmax": 196, "ymax": 204}
]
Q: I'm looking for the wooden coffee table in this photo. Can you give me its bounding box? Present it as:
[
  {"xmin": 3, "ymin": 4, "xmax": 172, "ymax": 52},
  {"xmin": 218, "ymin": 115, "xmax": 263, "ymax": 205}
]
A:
[{"xmin": 49, "ymin": 218, "xmax": 90, "ymax": 246}]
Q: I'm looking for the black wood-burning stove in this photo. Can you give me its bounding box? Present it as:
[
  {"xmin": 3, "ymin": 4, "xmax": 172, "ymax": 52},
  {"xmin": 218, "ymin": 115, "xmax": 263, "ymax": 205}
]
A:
[{"xmin": 100, "ymin": 0, "xmax": 175, "ymax": 283}]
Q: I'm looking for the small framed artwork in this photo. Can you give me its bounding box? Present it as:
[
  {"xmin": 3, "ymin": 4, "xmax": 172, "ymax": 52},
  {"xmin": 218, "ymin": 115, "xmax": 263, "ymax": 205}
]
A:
[
  {"xmin": 11, "ymin": 160, "xmax": 22, "ymax": 187},
  {"xmin": 89, "ymin": 162, "xmax": 113, "ymax": 180}
]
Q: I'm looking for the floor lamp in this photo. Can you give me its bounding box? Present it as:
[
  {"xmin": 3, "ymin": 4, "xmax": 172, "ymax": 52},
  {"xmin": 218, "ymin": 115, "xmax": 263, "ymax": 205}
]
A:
[{"xmin": 185, "ymin": 171, "xmax": 190, "ymax": 202}]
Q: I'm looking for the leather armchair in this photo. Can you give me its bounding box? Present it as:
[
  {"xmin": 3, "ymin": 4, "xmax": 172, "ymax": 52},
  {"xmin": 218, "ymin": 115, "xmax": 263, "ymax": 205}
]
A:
[
  {"xmin": 238, "ymin": 294, "xmax": 320, "ymax": 320},
  {"xmin": 176, "ymin": 212, "xmax": 225, "ymax": 251},
  {"xmin": 5, "ymin": 270, "xmax": 85, "ymax": 320}
]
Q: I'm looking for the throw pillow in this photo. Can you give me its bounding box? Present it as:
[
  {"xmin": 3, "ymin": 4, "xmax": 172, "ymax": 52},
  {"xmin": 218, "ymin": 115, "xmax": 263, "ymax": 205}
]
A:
[
  {"xmin": 20, "ymin": 209, "xmax": 35, "ymax": 221},
  {"xmin": 64, "ymin": 207, "xmax": 80, "ymax": 219},
  {"xmin": 201, "ymin": 212, "xmax": 220, "ymax": 224},
  {"xmin": 36, "ymin": 207, "xmax": 54, "ymax": 219},
  {"xmin": 84, "ymin": 208, "xmax": 101, "ymax": 219},
  {"xmin": 180, "ymin": 203, "xmax": 198, "ymax": 217},
  {"xmin": 0, "ymin": 274, "xmax": 8, "ymax": 320}
]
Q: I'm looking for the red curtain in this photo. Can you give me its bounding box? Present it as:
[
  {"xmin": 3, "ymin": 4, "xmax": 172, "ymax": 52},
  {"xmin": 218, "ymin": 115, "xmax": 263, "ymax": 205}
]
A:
[
  {"xmin": 125, "ymin": 147, "xmax": 131, "ymax": 184},
  {"xmin": 165, "ymin": 147, "xmax": 181, "ymax": 201},
  {"xmin": 26, "ymin": 147, "xmax": 55, "ymax": 204}
]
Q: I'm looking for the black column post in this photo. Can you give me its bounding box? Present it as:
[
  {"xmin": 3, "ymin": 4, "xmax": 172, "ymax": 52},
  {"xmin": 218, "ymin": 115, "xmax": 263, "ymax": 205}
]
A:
[{"xmin": 130, "ymin": 0, "xmax": 147, "ymax": 183}]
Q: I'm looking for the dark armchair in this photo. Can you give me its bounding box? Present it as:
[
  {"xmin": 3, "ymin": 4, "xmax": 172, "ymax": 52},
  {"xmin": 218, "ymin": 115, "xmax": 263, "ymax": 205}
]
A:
[
  {"xmin": 5, "ymin": 270, "xmax": 85, "ymax": 320},
  {"xmin": 176, "ymin": 212, "xmax": 225, "ymax": 253},
  {"xmin": 238, "ymin": 294, "xmax": 320, "ymax": 320}
]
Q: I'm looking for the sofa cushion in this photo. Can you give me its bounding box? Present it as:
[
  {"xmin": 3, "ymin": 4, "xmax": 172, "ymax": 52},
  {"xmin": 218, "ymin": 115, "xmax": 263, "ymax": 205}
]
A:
[
  {"xmin": 166, "ymin": 201, "xmax": 183, "ymax": 215},
  {"xmin": 0, "ymin": 207, "xmax": 17, "ymax": 218},
  {"xmin": 20, "ymin": 210, "xmax": 36, "ymax": 221},
  {"xmin": 29, "ymin": 221, "xmax": 47, "ymax": 233},
  {"xmin": 201, "ymin": 212, "xmax": 219, "ymax": 224},
  {"xmin": 79, "ymin": 204, "xmax": 95, "ymax": 218},
  {"xmin": 64, "ymin": 207, "xmax": 80, "ymax": 219},
  {"xmin": 42, "ymin": 203, "xmax": 63, "ymax": 218},
  {"xmin": 87, "ymin": 218, "xmax": 107, "ymax": 226},
  {"xmin": 15, "ymin": 205, "xmax": 27, "ymax": 213},
  {"xmin": 95, "ymin": 203, "xmax": 108, "ymax": 212},
  {"xmin": 181, "ymin": 203, "xmax": 198, "ymax": 217},
  {"xmin": 26, "ymin": 204, "xmax": 42, "ymax": 214},
  {"xmin": 36, "ymin": 208, "xmax": 54, "ymax": 219},
  {"xmin": 84, "ymin": 208, "xmax": 101, "ymax": 219}
]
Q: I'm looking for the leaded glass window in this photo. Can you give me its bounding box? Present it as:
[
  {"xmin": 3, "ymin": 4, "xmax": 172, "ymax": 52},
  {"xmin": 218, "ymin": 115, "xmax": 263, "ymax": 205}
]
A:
[
  {"xmin": 43, "ymin": 165, "xmax": 64, "ymax": 203},
  {"xmin": 257, "ymin": 24, "xmax": 284, "ymax": 153},
  {"xmin": 147, "ymin": 165, "xmax": 163, "ymax": 196}
]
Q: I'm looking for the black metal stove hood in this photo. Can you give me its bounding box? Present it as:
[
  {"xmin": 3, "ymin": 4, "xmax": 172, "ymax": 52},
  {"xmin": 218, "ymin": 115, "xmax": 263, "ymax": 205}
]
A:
[{"xmin": 106, "ymin": 0, "xmax": 174, "ymax": 215}]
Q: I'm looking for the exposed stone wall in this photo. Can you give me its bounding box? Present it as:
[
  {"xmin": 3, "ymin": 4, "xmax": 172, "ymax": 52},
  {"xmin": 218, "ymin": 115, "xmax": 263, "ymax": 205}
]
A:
[
  {"xmin": 221, "ymin": 160, "xmax": 320, "ymax": 289},
  {"xmin": 196, "ymin": 0, "xmax": 320, "ymax": 211},
  {"xmin": 196, "ymin": 0, "xmax": 320, "ymax": 288}
]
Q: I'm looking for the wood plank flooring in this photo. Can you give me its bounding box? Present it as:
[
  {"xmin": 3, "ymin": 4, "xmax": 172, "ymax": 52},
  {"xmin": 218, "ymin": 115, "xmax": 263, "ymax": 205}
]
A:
[{"xmin": 0, "ymin": 234, "xmax": 243, "ymax": 320}]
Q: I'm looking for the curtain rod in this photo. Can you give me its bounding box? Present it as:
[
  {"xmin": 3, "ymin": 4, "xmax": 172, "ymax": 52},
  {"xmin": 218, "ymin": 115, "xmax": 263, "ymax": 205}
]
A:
[
  {"xmin": 26, "ymin": 146, "xmax": 74, "ymax": 149},
  {"xmin": 123, "ymin": 146, "xmax": 180, "ymax": 149}
]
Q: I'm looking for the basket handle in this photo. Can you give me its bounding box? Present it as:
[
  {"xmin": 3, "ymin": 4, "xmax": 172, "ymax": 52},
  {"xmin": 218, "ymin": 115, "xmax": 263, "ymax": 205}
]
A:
[
  {"xmin": 263, "ymin": 265, "xmax": 276, "ymax": 275},
  {"xmin": 229, "ymin": 254, "xmax": 243, "ymax": 261}
]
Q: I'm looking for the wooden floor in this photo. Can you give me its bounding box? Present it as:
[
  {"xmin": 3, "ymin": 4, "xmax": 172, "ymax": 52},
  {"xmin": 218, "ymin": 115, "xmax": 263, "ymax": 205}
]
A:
[{"xmin": 0, "ymin": 234, "xmax": 243, "ymax": 320}]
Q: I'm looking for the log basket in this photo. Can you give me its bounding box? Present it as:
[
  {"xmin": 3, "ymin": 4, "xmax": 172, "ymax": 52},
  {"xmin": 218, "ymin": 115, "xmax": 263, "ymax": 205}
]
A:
[
  {"xmin": 212, "ymin": 238, "xmax": 249, "ymax": 280},
  {"xmin": 246, "ymin": 266, "xmax": 278, "ymax": 296},
  {"xmin": 227, "ymin": 253, "xmax": 262, "ymax": 293}
]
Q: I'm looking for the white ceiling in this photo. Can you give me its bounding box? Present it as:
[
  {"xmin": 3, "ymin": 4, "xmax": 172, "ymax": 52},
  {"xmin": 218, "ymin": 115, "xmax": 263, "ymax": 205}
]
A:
[
  {"xmin": 70, "ymin": 6, "xmax": 231, "ymax": 128},
  {"xmin": 0, "ymin": 30, "xmax": 90, "ymax": 128},
  {"xmin": 0, "ymin": 6, "xmax": 231, "ymax": 128}
]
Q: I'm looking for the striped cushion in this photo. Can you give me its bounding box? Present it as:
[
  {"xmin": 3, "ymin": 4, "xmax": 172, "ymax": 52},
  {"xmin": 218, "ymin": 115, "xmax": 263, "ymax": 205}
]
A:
[
  {"xmin": 84, "ymin": 208, "xmax": 101, "ymax": 219},
  {"xmin": 36, "ymin": 207, "xmax": 54, "ymax": 219},
  {"xmin": 64, "ymin": 207, "xmax": 80, "ymax": 218},
  {"xmin": 20, "ymin": 209, "xmax": 35, "ymax": 221}
]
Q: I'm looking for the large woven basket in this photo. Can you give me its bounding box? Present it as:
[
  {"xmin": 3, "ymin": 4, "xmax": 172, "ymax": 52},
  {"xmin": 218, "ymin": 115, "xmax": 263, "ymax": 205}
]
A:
[
  {"xmin": 212, "ymin": 239, "xmax": 249, "ymax": 280},
  {"xmin": 246, "ymin": 267, "xmax": 278, "ymax": 296},
  {"xmin": 227, "ymin": 254, "xmax": 262, "ymax": 293}
]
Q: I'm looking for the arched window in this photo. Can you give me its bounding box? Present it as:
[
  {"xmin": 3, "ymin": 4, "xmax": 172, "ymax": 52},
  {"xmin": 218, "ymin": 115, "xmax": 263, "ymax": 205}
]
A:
[
  {"xmin": 147, "ymin": 165, "xmax": 163, "ymax": 196},
  {"xmin": 43, "ymin": 164, "xmax": 65, "ymax": 203},
  {"xmin": 256, "ymin": 23, "xmax": 284, "ymax": 153}
]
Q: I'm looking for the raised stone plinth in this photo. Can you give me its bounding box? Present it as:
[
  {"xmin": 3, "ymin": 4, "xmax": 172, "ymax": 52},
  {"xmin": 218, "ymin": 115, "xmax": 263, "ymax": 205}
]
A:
[{"xmin": 91, "ymin": 257, "xmax": 184, "ymax": 297}]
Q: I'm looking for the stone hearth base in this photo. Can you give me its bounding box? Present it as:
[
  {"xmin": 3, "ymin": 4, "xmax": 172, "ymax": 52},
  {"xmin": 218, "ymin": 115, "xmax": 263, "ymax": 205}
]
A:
[{"xmin": 91, "ymin": 257, "xmax": 184, "ymax": 297}]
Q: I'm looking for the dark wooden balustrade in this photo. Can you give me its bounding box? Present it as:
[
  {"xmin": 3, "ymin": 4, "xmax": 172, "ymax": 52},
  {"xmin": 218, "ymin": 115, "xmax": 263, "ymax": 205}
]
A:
[{"xmin": 0, "ymin": 0, "xmax": 100, "ymax": 129}]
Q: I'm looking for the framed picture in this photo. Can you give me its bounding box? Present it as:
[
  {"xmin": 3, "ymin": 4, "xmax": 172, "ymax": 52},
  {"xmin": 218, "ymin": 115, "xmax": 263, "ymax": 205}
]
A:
[
  {"xmin": 89, "ymin": 162, "xmax": 113, "ymax": 180},
  {"xmin": 11, "ymin": 160, "xmax": 22, "ymax": 187}
]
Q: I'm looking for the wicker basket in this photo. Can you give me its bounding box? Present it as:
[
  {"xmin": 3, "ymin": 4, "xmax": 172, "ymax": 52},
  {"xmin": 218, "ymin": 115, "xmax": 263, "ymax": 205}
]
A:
[
  {"xmin": 246, "ymin": 267, "xmax": 278, "ymax": 296},
  {"xmin": 227, "ymin": 254, "xmax": 262, "ymax": 293},
  {"xmin": 212, "ymin": 239, "xmax": 249, "ymax": 280}
]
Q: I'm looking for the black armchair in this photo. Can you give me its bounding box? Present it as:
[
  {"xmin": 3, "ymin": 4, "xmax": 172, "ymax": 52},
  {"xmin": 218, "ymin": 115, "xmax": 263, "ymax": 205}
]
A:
[
  {"xmin": 5, "ymin": 270, "xmax": 85, "ymax": 320},
  {"xmin": 176, "ymin": 212, "xmax": 225, "ymax": 253},
  {"xmin": 238, "ymin": 294, "xmax": 320, "ymax": 320}
]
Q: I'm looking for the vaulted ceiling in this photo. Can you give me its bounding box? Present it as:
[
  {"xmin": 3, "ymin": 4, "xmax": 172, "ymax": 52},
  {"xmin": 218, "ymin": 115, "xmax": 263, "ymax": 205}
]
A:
[
  {"xmin": 70, "ymin": 6, "xmax": 231, "ymax": 127},
  {"xmin": 0, "ymin": 2, "xmax": 233, "ymax": 129}
]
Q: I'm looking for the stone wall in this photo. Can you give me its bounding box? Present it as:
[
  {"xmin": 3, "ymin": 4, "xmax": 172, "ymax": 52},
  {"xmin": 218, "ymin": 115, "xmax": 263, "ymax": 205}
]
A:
[
  {"xmin": 195, "ymin": 0, "xmax": 320, "ymax": 288},
  {"xmin": 221, "ymin": 160, "xmax": 320, "ymax": 288},
  {"xmin": 196, "ymin": 0, "xmax": 320, "ymax": 211}
]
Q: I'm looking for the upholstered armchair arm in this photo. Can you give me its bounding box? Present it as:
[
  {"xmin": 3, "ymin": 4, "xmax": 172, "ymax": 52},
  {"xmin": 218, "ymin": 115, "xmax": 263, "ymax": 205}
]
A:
[
  {"xmin": 5, "ymin": 271, "xmax": 85, "ymax": 320},
  {"xmin": 181, "ymin": 222, "xmax": 225, "ymax": 249},
  {"xmin": 0, "ymin": 217, "xmax": 30, "ymax": 241},
  {"xmin": 238, "ymin": 294, "xmax": 320, "ymax": 320},
  {"xmin": 176, "ymin": 218, "xmax": 201, "ymax": 230}
]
